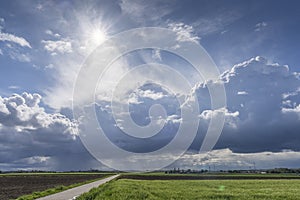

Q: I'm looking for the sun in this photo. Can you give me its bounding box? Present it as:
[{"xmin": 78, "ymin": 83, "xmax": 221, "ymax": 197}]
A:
[
  {"xmin": 77, "ymin": 14, "xmax": 110, "ymax": 52},
  {"xmin": 91, "ymin": 28, "xmax": 107, "ymax": 45}
]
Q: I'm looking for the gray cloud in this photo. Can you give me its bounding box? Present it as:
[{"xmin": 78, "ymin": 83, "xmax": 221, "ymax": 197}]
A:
[
  {"xmin": 2, "ymin": 56, "xmax": 300, "ymax": 170},
  {"xmin": 0, "ymin": 92, "xmax": 99, "ymax": 171},
  {"xmin": 87, "ymin": 56, "xmax": 300, "ymax": 169},
  {"xmin": 95, "ymin": 83, "xmax": 181, "ymax": 153},
  {"xmin": 172, "ymin": 148, "xmax": 300, "ymax": 170},
  {"xmin": 191, "ymin": 56, "xmax": 300, "ymax": 153}
]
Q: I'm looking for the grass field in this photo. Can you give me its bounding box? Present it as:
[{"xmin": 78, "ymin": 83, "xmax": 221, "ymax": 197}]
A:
[
  {"xmin": 0, "ymin": 172, "xmax": 114, "ymax": 200},
  {"xmin": 121, "ymin": 172, "xmax": 300, "ymax": 180},
  {"xmin": 77, "ymin": 176, "xmax": 300, "ymax": 200}
]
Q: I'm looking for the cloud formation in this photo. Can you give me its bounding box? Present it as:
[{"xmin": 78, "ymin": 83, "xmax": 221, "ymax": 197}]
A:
[
  {"xmin": 1, "ymin": 56, "xmax": 300, "ymax": 171},
  {"xmin": 168, "ymin": 22, "xmax": 200, "ymax": 44},
  {"xmin": 0, "ymin": 92, "xmax": 77, "ymax": 135},
  {"xmin": 0, "ymin": 32, "xmax": 31, "ymax": 48},
  {"xmin": 191, "ymin": 56, "xmax": 300, "ymax": 153},
  {"xmin": 0, "ymin": 92, "xmax": 84, "ymax": 171},
  {"xmin": 255, "ymin": 21, "xmax": 268, "ymax": 32},
  {"xmin": 0, "ymin": 17, "xmax": 32, "ymax": 63},
  {"xmin": 45, "ymin": 29, "xmax": 61, "ymax": 38},
  {"xmin": 76, "ymin": 56, "xmax": 300, "ymax": 170},
  {"xmin": 94, "ymin": 56, "xmax": 300, "ymax": 155},
  {"xmin": 119, "ymin": 0, "xmax": 174, "ymax": 24},
  {"xmin": 173, "ymin": 148, "xmax": 300, "ymax": 170},
  {"xmin": 41, "ymin": 39, "xmax": 72, "ymax": 55}
]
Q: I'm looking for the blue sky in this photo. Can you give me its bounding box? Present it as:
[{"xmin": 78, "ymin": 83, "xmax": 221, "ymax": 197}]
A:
[
  {"xmin": 0, "ymin": 0, "xmax": 300, "ymax": 97},
  {"xmin": 0, "ymin": 0, "xmax": 300, "ymax": 171}
]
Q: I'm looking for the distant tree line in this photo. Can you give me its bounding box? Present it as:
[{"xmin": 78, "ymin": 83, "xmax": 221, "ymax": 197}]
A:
[
  {"xmin": 266, "ymin": 168, "xmax": 300, "ymax": 174},
  {"xmin": 164, "ymin": 168, "xmax": 300, "ymax": 174},
  {"xmin": 165, "ymin": 168, "xmax": 208, "ymax": 174}
]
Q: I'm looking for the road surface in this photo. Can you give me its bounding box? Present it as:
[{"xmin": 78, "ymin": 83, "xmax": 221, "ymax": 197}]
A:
[{"xmin": 36, "ymin": 174, "xmax": 120, "ymax": 200}]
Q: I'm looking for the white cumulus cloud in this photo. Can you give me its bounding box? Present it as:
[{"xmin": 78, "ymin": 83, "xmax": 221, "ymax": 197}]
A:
[
  {"xmin": 168, "ymin": 22, "xmax": 200, "ymax": 44},
  {"xmin": 45, "ymin": 29, "xmax": 61, "ymax": 38},
  {"xmin": 42, "ymin": 39, "xmax": 72, "ymax": 54},
  {"xmin": 0, "ymin": 92, "xmax": 78, "ymax": 137},
  {"xmin": 0, "ymin": 92, "xmax": 84, "ymax": 171}
]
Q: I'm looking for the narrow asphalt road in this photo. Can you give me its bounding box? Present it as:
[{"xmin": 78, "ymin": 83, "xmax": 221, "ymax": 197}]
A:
[{"xmin": 36, "ymin": 174, "xmax": 120, "ymax": 200}]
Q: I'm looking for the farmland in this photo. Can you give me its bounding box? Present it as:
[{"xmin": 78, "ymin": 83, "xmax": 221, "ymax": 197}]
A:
[
  {"xmin": 2, "ymin": 172, "xmax": 300, "ymax": 200},
  {"xmin": 77, "ymin": 173, "xmax": 300, "ymax": 200},
  {"xmin": 0, "ymin": 172, "xmax": 113, "ymax": 200}
]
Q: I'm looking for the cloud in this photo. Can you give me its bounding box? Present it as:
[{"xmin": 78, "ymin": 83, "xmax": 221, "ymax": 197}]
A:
[
  {"xmin": 0, "ymin": 92, "xmax": 91, "ymax": 171},
  {"xmin": 172, "ymin": 148, "xmax": 300, "ymax": 170},
  {"xmin": 16, "ymin": 156, "xmax": 51, "ymax": 165},
  {"xmin": 0, "ymin": 92, "xmax": 77, "ymax": 135},
  {"xmin": 128, "ymin": 88, "xmax": 166, "ymax": 104},
  {"xmin": 190, "ymin": 56, "xmax": 300, "ymax": 153},
  {"xmin": 152, "ymin": 49, "xmax": 162, "ymax": 61},
  {"xmin": 8, "ymin": 85, "xmax": 20, "ymax": 90},
  {"xmin": 255, "ymin": 21, "xmax": 268, "ymax": 32},
  {"xmin": 8, "ymin": 51, "xmax": 31, "ymax": 62},
  {"xmin": 199, "ymin": 108, "xmax": 239, "ymax": 129},
  {"xmin": 36, "ymin": 4, "xmax": 44, "ymax": 11},
  {"xmin": 282, "ymin": 104, "xmax": 300, "ymax": 119},
  {"xmin": 45, "ymin": 29, "xmax": 61, "ymax": 38},
  {"xmin": 192, "ymin": 11, "xmax": 242, "ymax": 36},
  {"xmin": 44, "ymin": 63, "xmax": 54, "ymax": 69},
  {"xmin": 92, "ymin": 82, "xmax": 181, "ymax": 154},
  {"xmin": 2, "ymin": 57, "xmax": 296, "ymax": 170},
  {"xmin": 166, "ymin": 114, "xmax": 182, "ymax": 124},
  {"xmin": 0, "ymin": 19, "xmax": 32, "ymax": 62},
  {"xmin": 119, "ymin": 0, "xmax": 174, "ymax": 24},
  {"xmin": 74, "ymin": 56, "xmax": 300, "ymax": 169},
  {"xmin": 0, "ymin": 17, "xmax": 5, "ymax": 30},
  {"xmin": 41, "ymin": 39, "xmax": 72, "ymax": 55},
  {"xmin": 237, "ymin": 91, "xmax": 248, "ymax": 95},
  {"xmin": 168, "ymin": 22, "xmax": 200, "ymax": 44},
  {"xmin": 0, "ymin": 31, "xmax": 32, "ymax": 48}
]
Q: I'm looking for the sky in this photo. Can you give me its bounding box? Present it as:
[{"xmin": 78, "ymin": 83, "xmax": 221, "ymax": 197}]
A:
[{"xmin": 0, "ymin": 0, "xmax": 300, "ymax": 171}]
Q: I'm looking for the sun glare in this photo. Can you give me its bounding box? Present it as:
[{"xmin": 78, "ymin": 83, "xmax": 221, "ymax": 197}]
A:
[{"xmin": 90, "ymin": 28, "xmax": 107, "ymax": 45}]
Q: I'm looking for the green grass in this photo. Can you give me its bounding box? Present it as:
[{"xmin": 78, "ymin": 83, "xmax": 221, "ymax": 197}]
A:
[
  {"xmin": 77, "ymin": 179, "xmax": 300, "ymax": 200},
  {"xmin": 16, "ymin": 174, "xmax": 114, "ymax": 200},
  {"xmin": 16, "ymin": 185, "xmax": 70, "ymax": 200}
]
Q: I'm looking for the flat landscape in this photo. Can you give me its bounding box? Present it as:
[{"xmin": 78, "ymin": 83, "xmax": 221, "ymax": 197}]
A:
[
  {"xmin": 1, "ymin": 172, "xmax": 300, "ymax": 199},
  {"xmin": 0, "ymin": 173, "xmax": 113, "ymax": 200},
  {"xmin": 77, "ymin": 173, "xmax": 300, "ymax": 200}
]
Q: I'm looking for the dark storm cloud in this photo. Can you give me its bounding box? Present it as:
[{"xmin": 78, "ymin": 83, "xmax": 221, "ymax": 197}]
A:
[
  {"xmin": 93, "ymin": 57, "xmax": 300, "ymax": 155},
  {"xmin": 1, "ymin": 57, "xmax": 300, "ymax": 170},
  {"xmin": 191, "ymin": 57, "xmax": 300, "ymax": 153},
  {"xmin": 0, "ymin": 92, "xmax": 101, "ymax": 171}
]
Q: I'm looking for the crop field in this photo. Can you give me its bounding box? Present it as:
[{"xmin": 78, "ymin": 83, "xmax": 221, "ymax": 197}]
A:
[
  {"xmin": 77, "ymin": 173, "xmax": 300, "ymax": 200},
  {"xmin": 120, "ymin": 172, "xmax": 300, "ymax": 180},
  {"xmin": 0, "ymin": 172, "xmax": 113, "ymax": 200}
]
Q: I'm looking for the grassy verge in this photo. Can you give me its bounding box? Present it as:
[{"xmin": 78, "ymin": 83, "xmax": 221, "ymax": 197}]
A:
[
  {"xmin": 16, "ymin": 174, "xmax": 114, "ymax": 200},
  {"xmin": 77, "ymin": 179, "xmax": 300, "ymax": 200}
]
